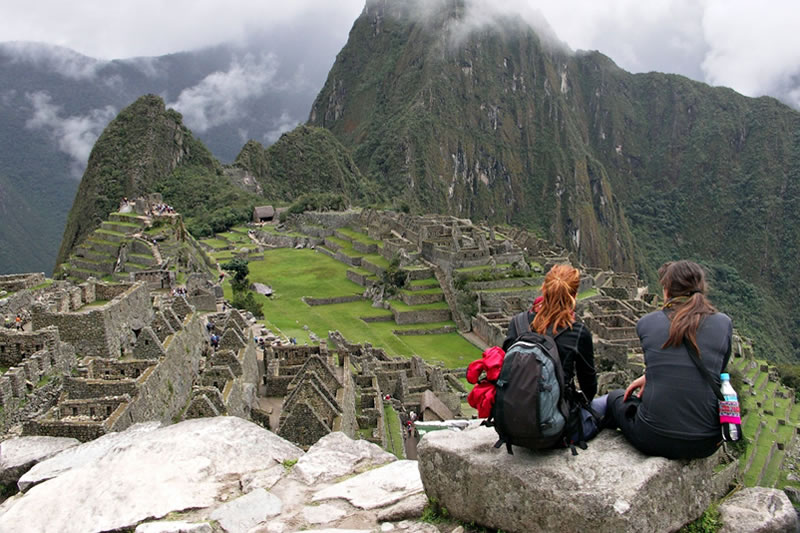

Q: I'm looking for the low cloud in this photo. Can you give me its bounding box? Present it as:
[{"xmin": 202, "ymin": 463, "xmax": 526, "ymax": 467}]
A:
[
  {"xmin": 2, "ymin": 41, "xmax": 103, "ymax": 79},
  {"xmin": 168, "ymin": 53, "xmax": 280, "ymax": 133},
  {"xmin": 263, "ymin": 112, "xmax": 301, "ymax": 144},
  {"xmin": 25, "ymin": 91, "xmax": 116, "ymax": 176}
]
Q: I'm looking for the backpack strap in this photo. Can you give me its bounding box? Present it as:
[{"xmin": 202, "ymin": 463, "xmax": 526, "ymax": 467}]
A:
[{"xmin": 512, "ymin": 311, "xmax": 532, "ymax": 337}]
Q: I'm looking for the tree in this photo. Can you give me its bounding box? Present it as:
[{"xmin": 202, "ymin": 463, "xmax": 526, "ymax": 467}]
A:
[{"xmin": 221, "ymin": 258, "xmax": 249, "ymax": 293}]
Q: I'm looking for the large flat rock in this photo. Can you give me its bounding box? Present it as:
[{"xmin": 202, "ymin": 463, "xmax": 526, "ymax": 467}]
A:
[
  {"xmin": 418, "ymin": 426, "xmax": 733, "ymax": 533},
  {"xmin": 293, "ymin": 431, "xmax": 396, "ymax": 485},
  {"xmin": 0, "ymin": 417, "xmax": 302, "ymax": 533},
  {"xmin": 313, "ymin": 460, "xmax": 424, "ymax": 510},
  {"xmin": 0, "ymin": 436, "xmax": 79, "ymax": 485}
]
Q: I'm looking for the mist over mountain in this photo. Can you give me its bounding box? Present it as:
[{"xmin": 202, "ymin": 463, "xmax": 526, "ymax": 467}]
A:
[{"xmin": 0, "ymin": 27, "xmax": 342, "ymax": 275}]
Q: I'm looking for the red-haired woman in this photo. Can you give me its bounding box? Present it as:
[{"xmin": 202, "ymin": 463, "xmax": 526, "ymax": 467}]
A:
[
  {"xmin": 603, "ymin": 260, "xmax": 732, "ymax": 459},
  {"xmin": 502, "ymin": 264, "xmax": 597, "ymax": 402}
]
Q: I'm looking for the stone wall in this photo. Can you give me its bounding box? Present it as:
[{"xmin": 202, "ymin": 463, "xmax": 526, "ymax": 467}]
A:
[
  {"xmin": 132, "ymin": 270, "xmax": 174, "ymax": 290},
  {"xmin": 33, "ymin": 282, "xmax": 153, "ymax": 358},
  {"xmin": 113, "ymin": 313, "xmax": 205, "ymax": 429},
  {"xmin": 0, "ymin": 327, "xmax": 60, "ymax": 367},
  {"xmin": 399, "ymin": 291, "xmax": 443, "ymax": 306},
  {"xmin": 346, "ymin": 270, "xmax": 377, "ymax": 288},
  {"xmin": 303, "ymin": 295, "xmax": 364, "ymax": 306},
  {"xmin": 64, "ymin": 376, "xmax": 138, "ymax": 400},
  {"xmin": 392, "ymin": 308, "xmax": 451, "ymax": 325},
  {"xmin": 0, "ymin": 273, "xmax": 45, "ymax": 292}
]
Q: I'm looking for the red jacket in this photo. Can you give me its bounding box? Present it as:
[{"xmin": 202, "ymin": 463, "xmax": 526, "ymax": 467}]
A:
[{"xmin": 466, "ymin": 346, "xmax": 505, "ymax": 418}]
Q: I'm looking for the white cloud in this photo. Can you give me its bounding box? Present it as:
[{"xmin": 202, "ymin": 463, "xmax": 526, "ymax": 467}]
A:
[
  {"xmin": 168, "ymin": 53, "xmax": 280, "ymax": 133},
  {"xmin": 1, "ymin": 41, "xmax": 103, "ymax": 79},
  {"xmin": 25, "ymin": 91, "xmax": 117, "ymax": 176},
  {"xmin": 0, "ymin": 1, "xmax": 365, "ymax": 60},
  {"xmin": 3, "ymin": 1, "xmax": 800, "ymax": 108},
  {"xmin": 263, "ymin": 112, "xmax": 301, "ymax": 144},
  {"xmin": 700, "ymin": 0, "xmax": 800, "ymax": 102}
]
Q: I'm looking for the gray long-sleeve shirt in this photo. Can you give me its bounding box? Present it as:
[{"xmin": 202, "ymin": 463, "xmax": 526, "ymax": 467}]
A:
[{"xmin": 636, "ymin": 310, "xmax": 733, "ymax": 439}]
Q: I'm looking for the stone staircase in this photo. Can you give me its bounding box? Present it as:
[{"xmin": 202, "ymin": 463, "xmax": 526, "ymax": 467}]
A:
[{"xmin": 66, "ymin": 213, "xmax": 151, "ymax": 282}]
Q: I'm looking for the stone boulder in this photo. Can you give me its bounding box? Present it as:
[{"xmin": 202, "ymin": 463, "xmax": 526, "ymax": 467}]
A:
[
  {"xmin": 0, "ymin": 436, "xmax": 79, "ymax": 485},
  {"xmin": 417, "ymin": 426, "xmax": 736, "ymax": 533},
  {"xmin": 0, "ymin": 423, "xmax": 436, "ymax": 533},
  {"xmin": 292, "ymin": 431, "xmax": 396, "ymax": 485},
  {"xmin": 718, "ymin": 487, "xmax": 799, "ymax": 533},
  {"xmin": 0, "ymin": 417, "xmax": 302, "ymax": 533}
]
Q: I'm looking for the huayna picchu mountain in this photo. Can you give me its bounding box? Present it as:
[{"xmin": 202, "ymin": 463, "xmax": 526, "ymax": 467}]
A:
[
  {"xmin": 308, "ymin": 0, "xmax": 800, "ymax": 361},
  {"xmin": 56, "ymin": 95, "xmax": 220, "ymax": 267}
]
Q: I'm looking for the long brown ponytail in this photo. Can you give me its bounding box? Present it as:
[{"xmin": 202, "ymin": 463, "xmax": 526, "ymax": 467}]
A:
[
  {"xmin": 532, "ymin": 264, "xmax": 580, "ymax": 335},
  {"xmin": 659, "ymin": 260, "xmax": 717, "ymax": 355}
]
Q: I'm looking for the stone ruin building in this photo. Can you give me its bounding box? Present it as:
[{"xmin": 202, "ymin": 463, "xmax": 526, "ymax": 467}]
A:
[
  {"xmin": 0, "ymin": 271, "xmax": 257, "ymax": 443},
  {"xmin": 257, "ymin": 325, "xmax": 465, "ymax": 449}
]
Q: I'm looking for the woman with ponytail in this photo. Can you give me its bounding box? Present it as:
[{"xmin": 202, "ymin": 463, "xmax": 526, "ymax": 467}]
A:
[
  {"xmin": 603, "ymin": 260, "xmax": 733, "ymax": 459},
  {"xmin": 502, "ymin": 264, "xmax": 597, "ymax": 402}
]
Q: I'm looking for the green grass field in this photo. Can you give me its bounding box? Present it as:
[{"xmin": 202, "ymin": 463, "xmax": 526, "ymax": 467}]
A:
[{"xmin": 224, "ymin": 248, "xmax": 479, "ymax": 367}]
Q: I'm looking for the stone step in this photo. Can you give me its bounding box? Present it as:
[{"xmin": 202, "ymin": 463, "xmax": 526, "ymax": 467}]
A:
[
  {"xmin": 94, "ymin": 229, "xmax": 128, "ymax": 244},
  {"xmin": 75, "ymin": 247, "xmax": 115, "ymax": 263},
  {"xmin": 69, "ymin": 267, "xmax": 106, "ymax": 281},
  {"xmin": 71, "ymin": 258, "xmax": 114, "ymax": 275},
  {"xmin": 108, "ymin": 213, "xmax": 149, "ymax": 227},
  {"xmin": 101, "ymin": 221, "xmax": 142, "ymax": 235},
  {"xmin": 86, "ymin": 237, "xmax": 120, "ymax": 256}
]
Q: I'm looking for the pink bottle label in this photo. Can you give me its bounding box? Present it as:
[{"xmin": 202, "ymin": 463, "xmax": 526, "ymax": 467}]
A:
[{"xmin": 719, "ymin": 400, "xmax": 741, "ymax": 424}]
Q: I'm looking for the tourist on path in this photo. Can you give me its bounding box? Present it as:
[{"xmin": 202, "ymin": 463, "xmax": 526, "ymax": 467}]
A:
[{"xmin": 600, "ymin": 260, "xmax": 732, "ymax": 459}]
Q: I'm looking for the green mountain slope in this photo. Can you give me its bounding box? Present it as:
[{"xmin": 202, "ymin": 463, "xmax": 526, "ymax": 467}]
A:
[
  {"xmin": 234, "ymin": 125, "xmax": 371, "ymax": 202},
  {"xmin": 308, "ymin": 0, "xmax": 800, "ymax": 361},
  {"xmin": 55, "ymin": 94, "xmax": 222, "ymax": 266},
  {"xmin": 309, "ymin": 0, "xmax": 636, "ymax": 272}
]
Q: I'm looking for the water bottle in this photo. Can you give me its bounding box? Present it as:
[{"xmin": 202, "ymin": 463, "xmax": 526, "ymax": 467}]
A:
[{"xmin": 719, "ymin": 373, "xmax": 740, "ymax": 441}]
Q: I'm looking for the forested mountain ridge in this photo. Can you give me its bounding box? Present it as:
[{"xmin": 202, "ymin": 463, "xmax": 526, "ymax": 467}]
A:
[{"xmin": 307, "ymin": 0, "xmax": 800, "ymax": 360}]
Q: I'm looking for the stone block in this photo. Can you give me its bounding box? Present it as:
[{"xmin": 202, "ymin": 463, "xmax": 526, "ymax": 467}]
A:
[
  {"xmin": 718, "ymin": 487, "xmax": 798, "ymax": 533},
  {"xmin": 418, "ymin": 427, "xmax": 733, "ymax": 533}
]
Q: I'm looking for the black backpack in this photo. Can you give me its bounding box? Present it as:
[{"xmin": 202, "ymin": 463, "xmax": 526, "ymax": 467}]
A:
[{"xmin": 486, "ymin": 311, "xmax": 588, "ymax": 454}]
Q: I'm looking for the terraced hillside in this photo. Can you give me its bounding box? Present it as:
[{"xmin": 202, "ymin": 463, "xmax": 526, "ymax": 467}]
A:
[
  {"xmin": 59, "ymin": 211, "xmax": 216, "ymax": 285},
  {"xmin": 729, "ymin": 353, "xmax": 800, "ymax": 492}
]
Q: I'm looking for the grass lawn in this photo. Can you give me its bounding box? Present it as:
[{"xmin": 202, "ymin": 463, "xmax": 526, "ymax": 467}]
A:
[
  {"xmin": 227, "ymin": 248, "xmax": 481, "ymax": 367},
  {"xmin": 338, "ymin": 227, "xmax": 383, "ymax": 247},
  {"xmin": 219, "ymin": 231, "xmax": 250, "ymax": 243},
  {"xmin": 578, "ymin": 288, "xmax": 599, "ymax": 300},
  {"xmin": 200, "ymin": 238, "xmax": 229, "ymax": 250},
  {"xmin": 384, "ymin": 403, "xmax": 404, "ymax": 459},
  {"xmin": 362, "ymin": 254, "xmax": 390, "ymax": 269}
]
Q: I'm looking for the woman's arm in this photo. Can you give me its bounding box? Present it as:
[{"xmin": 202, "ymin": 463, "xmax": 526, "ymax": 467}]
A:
[{"xmin": 575, "ymin": 325, "xmax": 597, "ymax": 400}]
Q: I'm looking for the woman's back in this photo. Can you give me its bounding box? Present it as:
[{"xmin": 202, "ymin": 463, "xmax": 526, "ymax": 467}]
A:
[{"xmin": 637, "ymin": 310, "xmax": 732, "ymax": 439}]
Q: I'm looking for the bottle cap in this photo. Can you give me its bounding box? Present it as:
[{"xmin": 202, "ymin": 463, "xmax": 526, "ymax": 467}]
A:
[{"xmin": 720, "ymin": 373, "xmax": 730, "ymax": 380}]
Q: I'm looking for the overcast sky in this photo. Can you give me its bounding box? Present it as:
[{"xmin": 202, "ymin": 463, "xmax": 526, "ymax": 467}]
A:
[{"xmin": 2, "ymin": 0, "xmax": 800, "ymax": 108}]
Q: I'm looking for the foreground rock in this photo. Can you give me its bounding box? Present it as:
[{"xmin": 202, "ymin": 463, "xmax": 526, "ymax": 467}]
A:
[
  {"xmin": 417, "ymin": 426, "xmax": 736, "ymax": 533},
  {"xmin": 0, "ymin": 419, "xmax": 431, "ymax": 533},
  {"xmin": 0, "ymin": 435, "xmax": 79, "ymax": 485},
  {"xmin": 718, "ymin": 487, "xmax": 799, "ymax": 533}
]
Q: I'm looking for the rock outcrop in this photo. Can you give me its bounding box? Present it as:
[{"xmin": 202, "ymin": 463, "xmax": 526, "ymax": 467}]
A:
[
  {"xmin": 0, "ymin": 418, "xmax": 429, "ymax": 533},
  {"xmin": 718, "ymin": 487, "xmax": 799, "ymax": 533},
  {"xmin": 417, "ymin": 425, "xmax": 737, "ymax": 533},
  {"xmin": 0, "ymin": 435, "xmax": 79, "ymax": 485}
]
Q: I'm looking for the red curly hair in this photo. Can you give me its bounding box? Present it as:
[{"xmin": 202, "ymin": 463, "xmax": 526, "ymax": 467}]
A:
[{"xmin": 532, "ymin": 264, "xmax": 580, "ymax": 335}]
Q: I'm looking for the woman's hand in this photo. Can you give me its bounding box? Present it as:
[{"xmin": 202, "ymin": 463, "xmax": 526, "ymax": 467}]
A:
[{"xmin": 623, "ymin": 375, "xmax": 646, "ymax": 401}]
